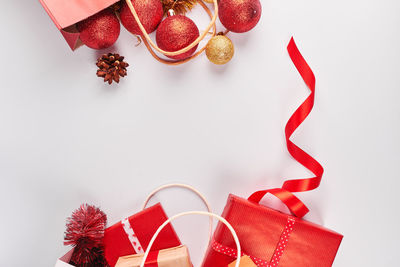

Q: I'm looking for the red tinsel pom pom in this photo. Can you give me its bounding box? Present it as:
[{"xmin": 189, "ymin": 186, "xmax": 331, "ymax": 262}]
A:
[
  {"xmin": 77, "ymin": 9, "xmax": 120, "ymax": 50},
  {"xmin": 64, "ymin": 204, "xmax": 108, "ymax": 267},
  {"xmin": 156, "ymin": 15, "xmax": 200, "ymax": 60}
]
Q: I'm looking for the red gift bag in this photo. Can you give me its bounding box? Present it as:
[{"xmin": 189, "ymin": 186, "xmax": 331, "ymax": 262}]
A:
[
  {"xmin": 202, "ymin": 38, "xmax": 343, "ymax": 267},
  {"xmin": 103, "ymin": 203, "xmax": 181, "ymax": 267},
  {"xmin": 104, "ymin": 183, "xmax": 213, "ymax": 267},
  {"xmin": 39, "ymin": 0, "xmax": 119, "ymax": 50}
]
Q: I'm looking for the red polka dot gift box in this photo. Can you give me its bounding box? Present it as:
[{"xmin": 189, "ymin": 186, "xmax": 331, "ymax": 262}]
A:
[
  {"xmin": 103, "ymin": 203, "xmax": 181, "ymax": 267},
  {"xmin": 202, "ymin": 195, "xmax": 343, "ymax": 267},
  {"xmin": 202, "ymin": 38, "xmax": 343, "ymax": 267}
]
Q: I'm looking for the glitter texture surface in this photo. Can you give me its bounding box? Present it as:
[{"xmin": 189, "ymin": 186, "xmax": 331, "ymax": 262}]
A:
[
  {"xmin": 120, "ymin": 0, "xmax": 163, "ymax": 35},
  {"xmin": 77, "ymin": 9, "xmax": 120, "ymax": 50},
  {"xmin": 218, "ymin": 0, "xmax": 262, "ymax": 33},
  {"xmin": 206, "ymin": 35, "xmax": 234, "ymax": 65},
  {"xmin": 156, "ymin": 15, "xmax": 200, "ymax": 60}
]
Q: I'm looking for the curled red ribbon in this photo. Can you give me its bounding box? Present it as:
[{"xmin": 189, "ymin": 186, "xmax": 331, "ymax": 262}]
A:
[{"xmin": 248, "ymin": 37, "xmax": 323, "ymax": 218}]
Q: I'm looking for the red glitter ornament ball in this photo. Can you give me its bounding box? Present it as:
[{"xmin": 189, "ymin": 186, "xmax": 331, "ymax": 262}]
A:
[
  {"xmin": 218, "ymin": 0, "xmax": 262, "ymax": 33},
  {"xmin": 156, "ymin": 15, "xmax": 200, "ymax": 60},
  {"xmin": 77, "ymin": 9, "xmax": 120, "ymax": 50},
  {"xmin": 120, "ymin": 0, "xmax": 163, "ymax": 35}
]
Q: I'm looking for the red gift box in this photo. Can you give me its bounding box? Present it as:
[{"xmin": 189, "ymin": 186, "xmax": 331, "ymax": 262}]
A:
[
  {"xmin": 202, "ymin": 194, "xmax": 342, "ymax": 267},
  {"xmin": 39, "ymin": 0, "xmax": 118, "ymax": 50},
  {"xmin": 202, "ymin": 38, "xmax": 343, "ymax": 267},
  {"xmin": 103, "ymin": 203, "xmax": 181, "ymax": 267}
]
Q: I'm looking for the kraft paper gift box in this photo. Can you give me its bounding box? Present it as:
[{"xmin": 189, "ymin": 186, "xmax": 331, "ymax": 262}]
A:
[
  {"xmin": 104, "ymin": 203, "xmax": 181, "ymax": 267},
  {"xmin": 115, "ymin": 245, "xmax": 192, "ymax": 267},
  {"xmin": 202, "ymin": 195, "xmax": 343, "ymax": 267},
  {"xmin": 228, "ymin": 256, "xmax": 257, "ymax": 267},
  {"xmin": 39, "ymin": 0, "xmax": 119, "ymax": 50}
]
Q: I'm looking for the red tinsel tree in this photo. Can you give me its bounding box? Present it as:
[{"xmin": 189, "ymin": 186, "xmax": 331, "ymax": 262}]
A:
[{"xmin": 64, "ymin": 204, "xmax": 109, "ymax": 267}]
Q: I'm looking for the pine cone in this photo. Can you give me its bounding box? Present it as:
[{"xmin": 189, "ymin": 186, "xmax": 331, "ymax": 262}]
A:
[{"xmin": 96, "ymin": 53, "xmax": 129, "ymax": 84}]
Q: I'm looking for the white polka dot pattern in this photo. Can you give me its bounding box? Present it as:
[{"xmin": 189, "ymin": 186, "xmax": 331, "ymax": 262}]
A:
[
  {"xmin": 269, "ymin": 217, "xmax": 296, "ymax": 267},
  {"xmin": 121, "ymin": 218, "xmax": 145, "ymax": 254},
  {"xmin": 212, "ymin": 241, "xmax": 268, "ymax": 266},
  {"xmin": 211, "ymin": 216, "xmax": 296, "ymax": 267}
]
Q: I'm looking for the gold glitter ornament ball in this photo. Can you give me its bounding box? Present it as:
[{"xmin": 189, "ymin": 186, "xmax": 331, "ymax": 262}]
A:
[{"xmin": 206, "ymin": 35, "xmax": 234, "ymax": 65}]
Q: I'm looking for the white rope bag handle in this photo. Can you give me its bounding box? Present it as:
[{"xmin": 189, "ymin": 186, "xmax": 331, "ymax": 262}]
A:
[
  {"xmin": 142, "ymin": 183, "xmax": 212, "ymax": 212},
  {"xmin": 142, "ymin": 183, "xmax": 213, "ymax": 244},
  {"xmin": 139, "ymin": 211, "xmax": 241, "ymax": 267}
]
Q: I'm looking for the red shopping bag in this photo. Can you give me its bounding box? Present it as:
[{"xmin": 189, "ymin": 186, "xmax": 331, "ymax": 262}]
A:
[
  {"xmin": 104, "ymin": 203, "xmax": 181, "ymax": 267},
  {"xmin": 105, "ymin": 183, "xmax": 212, "ymax": 267},
  {"xmin": 39, "ymin": 0, "xmax": 118, "ymax": 49}
]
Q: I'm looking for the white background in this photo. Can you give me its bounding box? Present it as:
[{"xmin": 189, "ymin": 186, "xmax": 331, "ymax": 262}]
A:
[{"xmin": 1, "ymin": 0, "xmax": 399, "ymax": 266}]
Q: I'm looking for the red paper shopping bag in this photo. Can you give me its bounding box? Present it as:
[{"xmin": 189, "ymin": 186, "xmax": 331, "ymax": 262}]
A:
[
  {"xmin": 39, "ymin": 0, "xmax": 118, "ymax": 49},
  {"xmin": 104, "ymin": 203, "xmax": 181, "ymax": 267},
  {"xmin": 202, "ymin": 38, "xmax": 343, "ymax": 267},
  {"xmin": 54, "ymin": 249, "xmax": 75, "ymax": 267}
]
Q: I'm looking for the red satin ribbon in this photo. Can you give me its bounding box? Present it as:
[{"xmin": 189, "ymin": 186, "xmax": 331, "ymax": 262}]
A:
[{"xmin": 248, "ymin": 37, "xmax": 324, "ymax": 218}]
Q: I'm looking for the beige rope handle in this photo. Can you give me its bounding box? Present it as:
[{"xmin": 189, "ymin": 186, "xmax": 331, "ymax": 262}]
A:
[
  {"xmin": 139, "ymin": 211, "xmax": 241, "ymax": 267},
  {"xmin": 125, "ymin": 0, "xmax": 218, "ymax": 57},
  {"xmin": 140, "ymin": 0, "xmax": 217, "ymax": 65},
  {"xmin": 142, "ymin": 183, "xmax": 212, "ymax": 212},
  {"xmin": 142, "ymin": 183, "xmax": 213, "ymax": 244}
]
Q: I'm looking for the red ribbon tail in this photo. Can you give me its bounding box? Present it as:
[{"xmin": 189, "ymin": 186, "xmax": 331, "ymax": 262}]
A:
[
  {"xmin": 248, "ymin": 37, "xmax": 324, "ymax": 219},
  {"xmin": 283, "ymin": 37, "xmax": 324, "ymax": 194}
]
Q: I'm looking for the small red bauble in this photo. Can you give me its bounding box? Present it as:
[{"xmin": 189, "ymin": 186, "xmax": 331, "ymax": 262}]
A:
[
  {"xmin": 120, "ymin": 0, "xmax": 164, "ymax": 35},
  {"xmin": 218, "ymin": 0, "xmax": 262, "ymax": 33},
  {"xmin": 77, "ymin": 9, "xmax": 120, "ymax": 50},
  {"xmin": 156, "ymin": 15, "xmax": 200, "ymax": 60}
]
